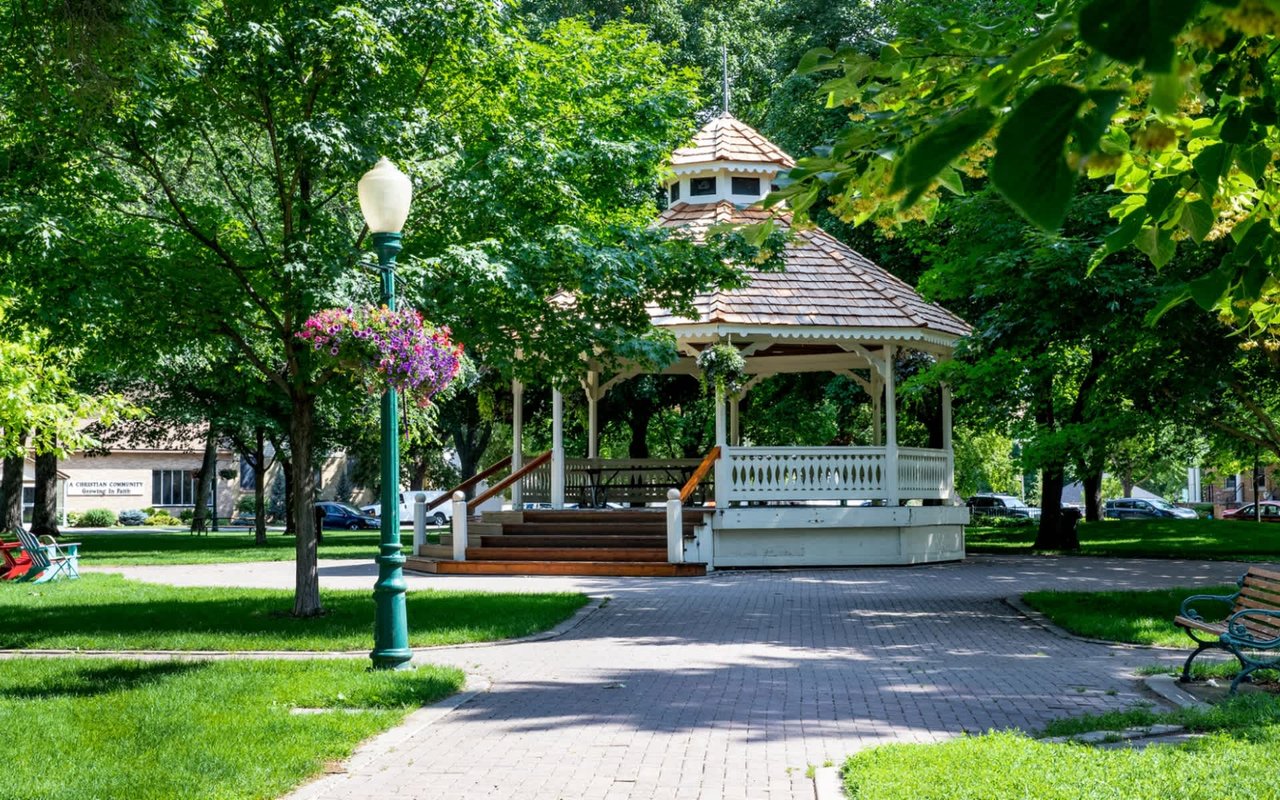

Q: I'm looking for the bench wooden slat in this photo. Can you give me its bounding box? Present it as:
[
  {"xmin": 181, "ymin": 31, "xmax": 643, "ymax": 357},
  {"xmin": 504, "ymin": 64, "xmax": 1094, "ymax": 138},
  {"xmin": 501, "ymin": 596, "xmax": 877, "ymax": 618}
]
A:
[
  {"xmin": 1235, "ymin": 586, "xmax": 1280, "ymax": 610},
  {"xmin": 1175, "ymin": 615, "xmax": 1225, "ymax": 636},
  {"xmin": 1242, "ymin": 565, "xmax": 1280, "ymax": 583}
]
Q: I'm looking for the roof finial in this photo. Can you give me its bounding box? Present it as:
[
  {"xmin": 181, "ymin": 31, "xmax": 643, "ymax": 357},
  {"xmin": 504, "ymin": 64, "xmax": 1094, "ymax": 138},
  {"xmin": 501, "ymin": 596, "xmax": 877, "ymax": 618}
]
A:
[{"xmin": 721, "ymin": 44, "xmax": 731, "ymax": 117}]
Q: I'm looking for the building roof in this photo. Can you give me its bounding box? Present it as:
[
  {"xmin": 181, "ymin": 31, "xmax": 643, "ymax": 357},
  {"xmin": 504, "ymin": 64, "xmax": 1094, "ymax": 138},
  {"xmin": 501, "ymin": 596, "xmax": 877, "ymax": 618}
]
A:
[
  {"xmin": 649, "ymin": 202, "xmax": 970, "ymax": 339},
  {"xmin": 669, "ymin": 113, "xmax": 795, "ymax": 170}
]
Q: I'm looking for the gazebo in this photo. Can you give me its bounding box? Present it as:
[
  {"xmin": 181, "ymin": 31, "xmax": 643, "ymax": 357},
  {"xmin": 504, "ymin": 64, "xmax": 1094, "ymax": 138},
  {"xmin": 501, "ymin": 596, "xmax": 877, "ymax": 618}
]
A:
[{"xmin": 408, "ymin": 113, "xmax": 970, "ymax": 577}]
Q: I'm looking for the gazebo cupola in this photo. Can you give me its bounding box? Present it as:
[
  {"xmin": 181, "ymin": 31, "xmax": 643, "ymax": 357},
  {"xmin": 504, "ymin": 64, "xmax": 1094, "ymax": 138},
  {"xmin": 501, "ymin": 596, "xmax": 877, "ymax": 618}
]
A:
[{"xmin": 665, "ymin": 113, "xmax": 795, "ymax": 209}]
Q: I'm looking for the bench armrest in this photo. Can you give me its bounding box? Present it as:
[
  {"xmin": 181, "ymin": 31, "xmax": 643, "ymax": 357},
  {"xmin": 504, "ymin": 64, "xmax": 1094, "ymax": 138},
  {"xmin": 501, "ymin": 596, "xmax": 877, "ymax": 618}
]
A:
[
  {"xmin": 1179, "ymin": 592, "xmax": 1239, "ymax": 622},
  {"xmin": 1226, "ymin": 609, "xmax": 1280, "ymax": 647}
]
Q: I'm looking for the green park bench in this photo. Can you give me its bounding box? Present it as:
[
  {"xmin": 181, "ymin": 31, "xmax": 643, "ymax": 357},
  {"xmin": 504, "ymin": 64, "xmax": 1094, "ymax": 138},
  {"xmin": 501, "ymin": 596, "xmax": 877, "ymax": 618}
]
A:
[{"xmin": 1176, "ymin": 566, "xmax": 1280, "ymax": 693}]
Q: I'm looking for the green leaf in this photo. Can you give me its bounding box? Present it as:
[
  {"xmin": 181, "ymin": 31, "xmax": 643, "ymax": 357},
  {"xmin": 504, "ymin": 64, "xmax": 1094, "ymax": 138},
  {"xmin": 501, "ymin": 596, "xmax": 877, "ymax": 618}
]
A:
[
  {"xmin": 1074, "ymin": 90, "xmax": 1126, "ymax": 155},
  {"xmin": 889, "ymin": 107, "xmax": 995, "ymax": 195},
  {"xmin": 1242, "ymin": 261, "xmax": 1269, "ymax": 301},
  {"xmin": 1145, "ymin": 287, "xmax": 1191, "ymax": 325},
  {"xmin": 1134, "ymin": 225, "xmax": 1177, "ymax": 268},
  {"xmin": 1187, "ymin": 264, "xmax": 1233, "ymax": 310},
  {"xmin": 1144, "ymin": 177, "xmax": 1179, "ymax": 220},
  {"xmin": 1221, "ymin": 109, "xmax": 1252, "ymax": 144},
  {"xmin": 936, "ymin": 167, "xmax": 965, "ymax": 196},
  {"xmin": 991, "ymin": 84, "xmax": 1087, "ymax": 231},
  {"xmin": 1236, "ymin": 143, "xmax": 1272, "ymax": 182},
  {"xmin": 1078, "ymin": 0, "xmax": 1199, "ymax": 72},
  {"xmin": 1151, "ymin": 71, "xmax": 1183, "ymax": 115},
  {"xmin": 978, "ymin": 24, "xmax": 1071, "ymax": 105},
  {"xmin": 1193, "ymin": 142, "xmax": 1229, "ymax": 200},
  {"xmin": 797, "ymin": 47, "xmax": 836, "ymax": 74},
  {"xmin": 1179, "ymin": 199, "xmax": 1214, "ymax": 242}
]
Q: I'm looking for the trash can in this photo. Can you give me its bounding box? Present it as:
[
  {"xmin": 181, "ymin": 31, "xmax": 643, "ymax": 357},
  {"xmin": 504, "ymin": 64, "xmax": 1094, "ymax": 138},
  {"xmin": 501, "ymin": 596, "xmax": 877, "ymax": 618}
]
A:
[{"xmin": 1059, "ymin": 506, "xmax": 1083, "ymax": 550}]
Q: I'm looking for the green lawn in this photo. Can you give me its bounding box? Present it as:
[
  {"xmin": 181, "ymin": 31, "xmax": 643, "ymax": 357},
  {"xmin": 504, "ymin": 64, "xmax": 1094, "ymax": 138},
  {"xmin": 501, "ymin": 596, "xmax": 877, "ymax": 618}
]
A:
[
  {"xmin": 2, "ymin": 574, "xmax": 587, "ymax": 651},
  {"xmin": 842, "ymin": 693, "xmax": 1280, "ymax": 799},
  {"xmin": 60, "ymin": 527, "xmax": 438, "ymax": 565},
  {"xmin": 0, "ymin": 657, "xmax": 464, "ymax": 800},
  {"xmin": 967, "ymin": 518, "xmax": 1280, "ymax": 560},
  {"xmin": 1021, "ymin": 584, "xmax": 1237, "ymax": 647}
]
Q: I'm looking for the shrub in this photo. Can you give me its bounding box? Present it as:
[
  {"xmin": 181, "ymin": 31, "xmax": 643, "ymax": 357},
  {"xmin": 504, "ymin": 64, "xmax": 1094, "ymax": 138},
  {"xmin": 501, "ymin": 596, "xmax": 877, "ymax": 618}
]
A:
[
  {"xmin": 74, "ymin": 508, "xmax": 117, "ymax": 528},
  {"xmin": 178, "ymin": 508, "xmax": 195, "ymax": 523},
  {"xmin": 145, "ymin": 511, "xmax": 182, "ymax": 526},
  {"xmin": 235, "ymin": 496, "xmax": 257, "ymax": 514},
  {"xmin": 66, "ymin": 511, "xmax": 81, "ymax": 527},
  {"xmin": 117, "ymin": 509, "xmax": 147, "ymax": 526}
]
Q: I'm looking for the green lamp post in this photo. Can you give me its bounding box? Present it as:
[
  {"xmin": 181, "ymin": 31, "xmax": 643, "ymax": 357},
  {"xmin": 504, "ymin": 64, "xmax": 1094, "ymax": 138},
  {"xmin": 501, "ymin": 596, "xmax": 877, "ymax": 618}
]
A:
[{"xmin": 358, "ymin": 157, "xmax": 414, "ymax": 670}]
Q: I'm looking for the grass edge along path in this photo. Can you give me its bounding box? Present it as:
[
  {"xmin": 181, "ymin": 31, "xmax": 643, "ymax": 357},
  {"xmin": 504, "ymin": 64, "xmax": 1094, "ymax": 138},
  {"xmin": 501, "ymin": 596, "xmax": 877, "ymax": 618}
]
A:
[
  {"xmin": 842, "ymin": 693, "xmax": 1280, "ymax": 799},
  {"xmin": 1021, "ymin": 585, "xmax": 1236, "ymax": 648},
  {"xmin": 2, "ymin": 573, "xmax": 589, "ymax": 652},
  {"xmin": 62, "ymin": 527, "xmax": 436, "ymax": 566},
  {"xmin": 0, "ymin": 657, "xmax": 465, "ymax": 800},
  {"xmin": 965, "ymin": 518, "xmax": 1280, "ymax": 561}
]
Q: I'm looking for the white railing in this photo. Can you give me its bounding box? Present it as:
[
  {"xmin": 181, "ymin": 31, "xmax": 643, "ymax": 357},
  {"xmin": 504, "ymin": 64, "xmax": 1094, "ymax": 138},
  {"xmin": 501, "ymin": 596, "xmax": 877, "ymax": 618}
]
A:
[
  {"xmin": 724, "ymin": 446, "xmax": 952, "ymax": 503},
  {"xmin": 521, "ymin": 458, "xmax": 707, "ymax": 506},
  {"xmin": 724, "ymin": 447, "xmax": 887, "ymax": 502},
  {"xmin": 898, "ymin": 447, "xmax": 949, "ymax": 500}
]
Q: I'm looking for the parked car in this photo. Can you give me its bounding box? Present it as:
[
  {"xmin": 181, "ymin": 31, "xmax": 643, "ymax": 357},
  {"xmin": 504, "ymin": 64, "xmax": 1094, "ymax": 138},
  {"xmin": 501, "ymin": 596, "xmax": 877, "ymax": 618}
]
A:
[
  {"xmin": 1222, "ymin": 502, "xmax": 1280, "ymax": 522},
  {"xmin": 1103, "ymin": 497, "xmax": 1198, "ymax": 520},
  {"xmin": 315, "ymin": 501, "xmax": 380, "ymax": 530},
  {"xmin": 966, "ymin": 494, "xmax": 1041, "ymax": 520},
  {"xmin": 361, "ymin": 490, "xmax": 452, "ymax": 526}
]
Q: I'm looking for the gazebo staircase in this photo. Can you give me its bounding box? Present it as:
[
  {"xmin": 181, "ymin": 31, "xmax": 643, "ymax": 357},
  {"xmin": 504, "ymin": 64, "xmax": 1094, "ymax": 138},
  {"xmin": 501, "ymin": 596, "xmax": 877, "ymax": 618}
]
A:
[{"xmin": 405, "ymin": 509, "xmax": 707, "ymax": 577}]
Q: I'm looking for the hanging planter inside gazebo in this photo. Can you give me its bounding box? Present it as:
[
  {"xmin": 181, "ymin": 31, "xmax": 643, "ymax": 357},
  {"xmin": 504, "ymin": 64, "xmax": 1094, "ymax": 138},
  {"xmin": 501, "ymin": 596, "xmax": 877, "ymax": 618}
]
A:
[
  {"xmin": 696, "ymin": 342, "xmax": 747, "ymax": 398},
  {"xmin": 297, "ymin": 305, "xmax": 463, "ymax": 405}
]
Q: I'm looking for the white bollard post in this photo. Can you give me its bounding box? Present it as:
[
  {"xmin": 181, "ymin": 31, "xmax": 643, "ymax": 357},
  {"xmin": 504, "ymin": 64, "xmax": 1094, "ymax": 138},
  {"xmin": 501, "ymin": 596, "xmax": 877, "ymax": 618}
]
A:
[
  {"xmin": 666, "ymin": 488, "xmax": 683, "ymax": 564},
  {"xmin": 412, "ymin": 492, "xmax": 427, "ymax": 554},
  {"xmin": 451, "ymin": 491, "xmax": 467, "ymax": 562}
]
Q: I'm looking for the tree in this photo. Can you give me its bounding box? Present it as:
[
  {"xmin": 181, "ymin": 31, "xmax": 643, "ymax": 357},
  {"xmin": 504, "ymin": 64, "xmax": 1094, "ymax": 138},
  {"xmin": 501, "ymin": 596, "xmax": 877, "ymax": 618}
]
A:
[
  {"xmin": 783, "ymin": 1, "xmax": 1280, "ymax": 341},
  {"xmin": 3, "ymin": 4, "xmax": 767, "ymax": 616}
]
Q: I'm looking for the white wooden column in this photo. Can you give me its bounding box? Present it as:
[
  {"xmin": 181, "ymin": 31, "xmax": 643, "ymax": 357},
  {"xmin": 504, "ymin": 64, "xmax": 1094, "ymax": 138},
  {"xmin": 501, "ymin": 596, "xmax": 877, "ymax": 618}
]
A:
[
  {"xmin": 729, "ymin": 396, "xmax": 741, "ymax": 446},
  {"xmin": 713, "ymin": 384, "xmax": 728, "ymax": 509},
  {"xmin": 511, "ymin": 378, "xmax": 524, "ymax": 507},
  {"xmin": 551, "ymin": 387, "xmax": 565, "ymax": 509},
  {"xmin": 883, "ymin": 346, "xmax": 899, "ymax": 506},
  {"xmin": 941, "ymin": 382, "xmax": 954, "ymax": 501},
  {"xmin": 871, "ymin": 375, "xmax": 883, "ymax": 447},
  {"xmin": 585, "ymin": 371, "xmax": 599, "ymax": 459}
]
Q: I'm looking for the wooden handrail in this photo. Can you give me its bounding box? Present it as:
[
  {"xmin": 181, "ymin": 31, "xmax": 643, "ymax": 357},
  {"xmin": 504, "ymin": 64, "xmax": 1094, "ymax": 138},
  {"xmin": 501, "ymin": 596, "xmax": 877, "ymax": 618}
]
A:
[
  {"xmin": 679, "ymin": 446, "xmax": 720, "ymax": 504},
  {"xmin": 424, "ymin": 455, "xmax": 513, "ymax": 511},
  {"xmin": 467, "ymin": 450, "xmax": 553, "ymax": 514}
]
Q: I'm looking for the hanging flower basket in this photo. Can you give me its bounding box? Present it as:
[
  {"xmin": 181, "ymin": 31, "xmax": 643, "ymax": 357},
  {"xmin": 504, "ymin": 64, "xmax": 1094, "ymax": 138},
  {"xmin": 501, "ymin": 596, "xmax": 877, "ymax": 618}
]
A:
[
  {"xmin": 696, "ymin": 342, "xmax": 747, "ymax": 397},
  {"xmin": 297, "ymin": 306, "xmax": 463, "ymax": 405}
]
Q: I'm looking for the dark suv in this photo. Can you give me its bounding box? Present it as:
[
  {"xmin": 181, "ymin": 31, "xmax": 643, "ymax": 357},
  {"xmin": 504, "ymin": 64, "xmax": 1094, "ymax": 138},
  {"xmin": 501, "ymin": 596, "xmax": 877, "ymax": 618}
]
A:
[
  {"xmin": 966, "ymin": 494, "xmax": 1041, "ymax": 520},
  {"xmin": 1103, "ymin": 498, "xmax": 1197, "ymax": 520}
]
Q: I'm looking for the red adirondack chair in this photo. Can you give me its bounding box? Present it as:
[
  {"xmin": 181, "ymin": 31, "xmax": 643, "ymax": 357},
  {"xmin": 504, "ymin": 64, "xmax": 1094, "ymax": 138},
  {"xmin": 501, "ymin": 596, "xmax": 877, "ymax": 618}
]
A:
[{"xmin": 0, "ymin": 532, "xmax": 32, "ymax": 580}]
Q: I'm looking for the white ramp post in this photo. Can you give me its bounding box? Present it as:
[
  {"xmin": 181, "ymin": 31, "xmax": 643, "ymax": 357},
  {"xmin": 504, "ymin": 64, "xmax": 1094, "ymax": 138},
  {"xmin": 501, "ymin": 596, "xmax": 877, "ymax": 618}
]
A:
[
  {"xmin": 413, "ymin": 492, "xmax": 427, "ymax": 553},
  {"xmin": 551, "ymin": 387, "xmax": 565, "ymax": 509},
  {"xmin": 451, "ymin": 491, "xmax": 467, "ymax": 561},
  {"xmin": 666, "ymin": 488, "xmax": 683, "ymax": 563}
]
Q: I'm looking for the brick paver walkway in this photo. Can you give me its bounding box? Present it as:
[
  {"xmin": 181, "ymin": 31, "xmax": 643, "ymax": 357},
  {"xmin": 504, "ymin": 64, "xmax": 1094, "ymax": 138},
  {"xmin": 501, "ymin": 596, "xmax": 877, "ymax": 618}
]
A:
[{"xmin": 96, "ymin": 555, "xmax": 1251, "ymax": 800}]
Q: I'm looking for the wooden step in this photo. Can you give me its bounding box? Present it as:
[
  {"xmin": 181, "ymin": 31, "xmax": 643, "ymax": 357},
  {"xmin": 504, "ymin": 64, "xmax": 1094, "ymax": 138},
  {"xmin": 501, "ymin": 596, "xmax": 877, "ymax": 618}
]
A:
[
  {"xmin": 479, "ymin": 535, "xmax": 664, "ymax": 549},
  {"xmin": 498, "ymin": 522, "xmax": 676, "ymax": 536},
  {"xmin": 466, "ymin": 547, "xmax": 667, "ymax": 562},
  {"xmin": 468, "ymin": 522, "xmax": 505, "ymax": 536},
  {"xmin": 417, "ymin": 544, "xmax": 453, "ymax": 558},
  {"xmin": 405, "ymin": 556, "xmax": 706, "ymax": 577}
]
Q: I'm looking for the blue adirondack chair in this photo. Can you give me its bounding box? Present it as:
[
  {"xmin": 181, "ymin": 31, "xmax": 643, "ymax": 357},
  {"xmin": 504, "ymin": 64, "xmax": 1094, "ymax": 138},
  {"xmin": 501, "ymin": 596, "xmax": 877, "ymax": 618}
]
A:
[{"xmin": 14, "ymin": 529, "xmax": 79, "ymax": 583}]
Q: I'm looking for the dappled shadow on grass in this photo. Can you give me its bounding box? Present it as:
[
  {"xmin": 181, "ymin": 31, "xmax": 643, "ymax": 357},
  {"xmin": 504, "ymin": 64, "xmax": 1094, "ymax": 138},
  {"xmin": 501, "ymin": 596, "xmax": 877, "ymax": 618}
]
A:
[
  {"xmin": 73, "ymin": 529, "xmax": 413, "ymax": 565},
  {"xmin": 0, "ymin": 661, "xmax": 207, "ymax": 700},
  {"xmin": 0, "ymin": 574, "xmax": 585, "ymax": 651}
]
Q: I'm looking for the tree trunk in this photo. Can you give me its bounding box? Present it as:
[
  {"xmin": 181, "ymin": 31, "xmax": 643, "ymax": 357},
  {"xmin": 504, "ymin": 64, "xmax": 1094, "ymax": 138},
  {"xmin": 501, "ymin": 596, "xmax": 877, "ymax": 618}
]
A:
[
  {"xmin": 450, "ymin": 421, "xmax": 492, "ymax": 500},
  {"xmin": 1, "ymin": 432, "xmax": 27, "ymax": 530},
  {"xmin": 1034, "ymin": 465, "xmax": 1074, "ymax": 550},
  {"xmin": 283, "ymin": 458, "xmax": 295, "ymax": 534},
  {"xmin": 1121, "ymin": 473, "xmax": 1134, "ymax": 498},
  {"xmin": 289, "ymin": 394, "xmax": 322, "ymax": 617},
  {"xmin": 626, "ymin": 409, "xmax": 654, "ymax": 507},
  {"xmin": 191, "ymin": 424, "xmax": 217, "ymax": 533},
  {"xmin": 31, "ymin": 449, "xmax": 59, "ymax": 537},
  {"xmin": 1082, "ymin": 471, "xmax": 1103, "ymax": 522},
  {"xmin": 254, "ymin": 427, "xmax": 267, "ymax": 545}
]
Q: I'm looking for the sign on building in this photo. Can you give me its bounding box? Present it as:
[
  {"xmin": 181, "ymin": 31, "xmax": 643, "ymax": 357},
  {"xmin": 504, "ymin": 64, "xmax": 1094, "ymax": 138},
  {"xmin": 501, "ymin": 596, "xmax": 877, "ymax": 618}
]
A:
[{"xmin": 67, "ymin": 480, "xmax": 145, "ymax": 497}]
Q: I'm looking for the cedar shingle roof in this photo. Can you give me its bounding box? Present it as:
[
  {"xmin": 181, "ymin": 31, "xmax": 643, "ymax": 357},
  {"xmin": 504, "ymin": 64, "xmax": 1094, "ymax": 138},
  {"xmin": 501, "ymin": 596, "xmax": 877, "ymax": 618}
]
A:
[
  {"xmin": 649, "ymin": 202, "xmax": 970, "ymax": 338},
  {"xmin": 669, "ymin": 113, "xmax": 795, "ymax": 170}
]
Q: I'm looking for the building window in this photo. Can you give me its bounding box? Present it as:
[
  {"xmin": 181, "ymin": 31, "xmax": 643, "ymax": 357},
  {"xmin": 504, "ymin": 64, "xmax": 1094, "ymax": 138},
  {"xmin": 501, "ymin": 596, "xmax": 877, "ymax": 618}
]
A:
[
  {"xmin": 21, "ymin": 487, "xmax": 34, "ymax": 508},
  {"xmin": 239, "ymin": 459, "xmax": 255, "ymax": 490},
  {"xmin": 153, "ymin": 469, "xmax": 198, "ymax": 506},
  {"xmin": 669, "ymin": 182, "xmax": 680, "ymax": 203},
  {"xmin": 690, "ymin": 177, "xmax": 716, "ymax": 196},
  {"xmin": 731, "ymin": 177, "xmax": 761, "ymax": 196}
]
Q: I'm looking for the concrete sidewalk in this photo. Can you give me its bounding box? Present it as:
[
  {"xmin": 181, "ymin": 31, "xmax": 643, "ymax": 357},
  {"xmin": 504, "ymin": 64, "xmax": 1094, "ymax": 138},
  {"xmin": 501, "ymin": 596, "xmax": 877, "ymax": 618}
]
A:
[{"xmin": 94, "ymin": 555, "xmax": 1252, "ymax": 800}]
